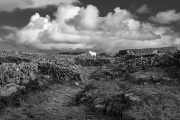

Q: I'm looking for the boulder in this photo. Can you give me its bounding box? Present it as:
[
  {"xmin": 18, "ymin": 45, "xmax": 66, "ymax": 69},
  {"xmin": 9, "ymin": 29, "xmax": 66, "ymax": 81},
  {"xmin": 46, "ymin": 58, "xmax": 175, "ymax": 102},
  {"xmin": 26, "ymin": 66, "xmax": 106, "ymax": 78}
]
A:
[
  {"xmin": 95, "ymin": 93, "xmax": 132, "ymax": 117},
  {"xmin": 0, "ymin": 83, "xmax": 24, "ymax": 97},
  {"xmin": 0, "ymin": 86, "xmax": 18, "ymax": 97}
]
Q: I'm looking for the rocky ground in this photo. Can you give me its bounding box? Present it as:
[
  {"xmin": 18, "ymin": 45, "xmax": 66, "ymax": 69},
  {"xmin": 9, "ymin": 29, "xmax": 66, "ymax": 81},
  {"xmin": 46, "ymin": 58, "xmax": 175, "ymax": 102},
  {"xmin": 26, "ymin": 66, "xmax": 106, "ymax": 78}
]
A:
[
  {"xmin": 0, "ymin": 84, "xmax": 112, "ymax": 120},
  {"xmin": 1, "ymin": 48, "xmax": 180, "ymax": 120},
  {"xmin": 76, "ymin": 66, "xmax": 180, "ymax": 120},
  {"xmin": 0, "ymin": 65, "xmax": 114, "ymax": 120}
]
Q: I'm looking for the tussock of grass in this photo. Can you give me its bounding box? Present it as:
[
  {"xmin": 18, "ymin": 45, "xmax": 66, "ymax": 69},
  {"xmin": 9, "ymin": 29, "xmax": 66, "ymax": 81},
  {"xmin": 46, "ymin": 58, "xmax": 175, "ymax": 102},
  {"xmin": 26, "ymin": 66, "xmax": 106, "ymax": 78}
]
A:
[{"xmin": 76, "ymin": 72, "xmax": 180, "ymax": 120}]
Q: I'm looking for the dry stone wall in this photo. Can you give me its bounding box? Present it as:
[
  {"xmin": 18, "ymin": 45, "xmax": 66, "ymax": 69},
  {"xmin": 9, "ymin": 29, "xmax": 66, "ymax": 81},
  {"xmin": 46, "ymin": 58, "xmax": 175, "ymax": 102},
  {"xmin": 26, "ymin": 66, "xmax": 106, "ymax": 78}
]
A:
[
  {"xmin": 92, "ymin": 51, "xmax": 180, "ymax": 81},
  {"xmin": 74, "ymin": 57, "xmax": 111, "ymax": 66},
  {"xmin": 59, "ymin": 51, "xmax": 85, "ymax": 55},
  {"xmin": 0, "ymin": 50, "xmax": 22, "ymax": 56},
  {"xmin": 38, "ymin": 62, "xmax": 81, "ymax": 84},
  {"xmin": 0, "ymin": 56, "xmax": 31, "ymax": 65},
  {"xmin": 0, "ymin": 60, "xmax": 82, "ymax": 108},
  {"xmin": 115, "ymin": 46, "xmax": 178, "ymax": 57}
]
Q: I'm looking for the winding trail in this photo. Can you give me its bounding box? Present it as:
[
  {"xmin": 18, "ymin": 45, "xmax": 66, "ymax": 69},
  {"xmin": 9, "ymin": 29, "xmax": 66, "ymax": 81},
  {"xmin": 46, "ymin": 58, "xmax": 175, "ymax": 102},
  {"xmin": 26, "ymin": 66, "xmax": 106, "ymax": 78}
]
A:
[
  {"xmin": 1, "ymin": 85, "xmax": 85, "ymax": 120},
  {"xmin": 0, "ymin": 67, "xmax": 112, "ymax": 120}
]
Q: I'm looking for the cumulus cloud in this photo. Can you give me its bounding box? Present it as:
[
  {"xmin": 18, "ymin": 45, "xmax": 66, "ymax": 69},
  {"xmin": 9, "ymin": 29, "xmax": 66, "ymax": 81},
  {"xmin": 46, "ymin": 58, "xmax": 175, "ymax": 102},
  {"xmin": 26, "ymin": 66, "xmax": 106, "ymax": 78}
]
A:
[
  {"xmin": 66, "ymin": 5, "xmax": 100, "ymax": 30},
  {"xmin": 0, "ymin": 0, "xmax": 79, "ymax": 12},
  {"xmin": 149, "ymin": 10, "xmax": 180, "ymax": 24},
  {"xmin": 136, "ymin": 4, "xmax": 151, "ymax": 14},
  {"xmin": 1, "ymin": 4, "xmax": 179, "ymax": 53}
]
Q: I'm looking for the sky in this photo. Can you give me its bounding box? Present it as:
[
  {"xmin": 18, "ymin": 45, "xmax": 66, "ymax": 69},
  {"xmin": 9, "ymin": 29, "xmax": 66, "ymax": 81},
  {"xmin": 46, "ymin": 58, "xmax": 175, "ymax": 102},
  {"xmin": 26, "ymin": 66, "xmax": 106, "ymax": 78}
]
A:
[{"xmin": 0, "ymin": 0, "xmax": 180, "ymax": 53}]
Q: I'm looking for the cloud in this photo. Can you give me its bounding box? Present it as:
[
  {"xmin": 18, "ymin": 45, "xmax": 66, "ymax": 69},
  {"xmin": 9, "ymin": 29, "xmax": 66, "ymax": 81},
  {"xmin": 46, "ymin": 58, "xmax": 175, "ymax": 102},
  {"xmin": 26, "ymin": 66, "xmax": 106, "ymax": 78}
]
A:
[
  {"xmin": 1, "ymin": 5, "xmax": 179, "ymax": 53},
  {"xmin": 149, "ymin": 10, "xmax": 180, "ymax": 24},
  {"xmin": 136, "ymin": 4, "xmax": 151, "ymax": 14},
  {"xmin": 0, "ymin": 0, "xmax": 79, "ymax": 12},
  {"xmin": 66, "ymin": 5, "xmax": 100, "ymax": 30},
  {"xmin": 0, "ymin": 25, "xmax": 18, "ymax": 32}
]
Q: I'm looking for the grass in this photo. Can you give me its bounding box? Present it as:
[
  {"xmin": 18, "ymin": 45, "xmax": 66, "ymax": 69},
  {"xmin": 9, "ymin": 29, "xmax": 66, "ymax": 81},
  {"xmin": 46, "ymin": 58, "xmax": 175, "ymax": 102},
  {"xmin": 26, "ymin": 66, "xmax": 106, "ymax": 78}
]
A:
[
  {"xmin": 1, "ymin": 54, "xmax": 180, "ymax": 120},
  {"xmin": 75, "ymin": 65, "xmax": 180, "ymax": 120}
]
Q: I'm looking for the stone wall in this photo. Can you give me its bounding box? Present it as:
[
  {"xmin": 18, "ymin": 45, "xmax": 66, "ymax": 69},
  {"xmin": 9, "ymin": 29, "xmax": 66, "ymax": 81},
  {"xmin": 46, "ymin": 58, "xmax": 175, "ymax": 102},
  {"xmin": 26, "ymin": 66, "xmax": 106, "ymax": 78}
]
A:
[
  {"xmin": 74, "ymin": 57, "xmax": 111, "ymax": 66},
  {"xmin": 0, "ymin": 62, "xmax": 38, "ymax": 107},
  {"xmin": 0, "ymin": 50, "xmax": 23, "ymax": 56},
  {"xmin": 0, "ymin": 62, "xmax": 38, "ymax": 86},
  {"xmin": 0, "ymin": 56, "xmax": 31, "ymax": 65},
  {"xmin": 0, "ymin": 61, "xmax": 82, "ymax": 108},
  {"xmin": 115, "ymin": 46, "xmax": 178, "ymax": 57},
  {"xmin": 92, "ymin": 51, "xmax": 180, "ymax": 81},
  {"xmin": 59, "ymin": 51, "xmax": 85, "ymax": 55},
  {"xmin": 38, "ymin": 62, "xmax": 81, "ymax": 84}
]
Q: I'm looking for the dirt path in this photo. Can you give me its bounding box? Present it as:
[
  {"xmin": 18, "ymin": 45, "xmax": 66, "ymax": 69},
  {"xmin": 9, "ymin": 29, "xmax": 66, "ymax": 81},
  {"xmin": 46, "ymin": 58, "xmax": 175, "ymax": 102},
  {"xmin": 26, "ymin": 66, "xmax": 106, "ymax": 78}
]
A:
[
  {"xmin": 0, "ymin": 85, "xmax": 82, "ymax": 120},
  {"xmin": 0, "ymin": 85, "xmax": 111, "ymax": 120},
  {"xmin": 0, "ymin": 66, "xmax": 113, "ymax": 120}
]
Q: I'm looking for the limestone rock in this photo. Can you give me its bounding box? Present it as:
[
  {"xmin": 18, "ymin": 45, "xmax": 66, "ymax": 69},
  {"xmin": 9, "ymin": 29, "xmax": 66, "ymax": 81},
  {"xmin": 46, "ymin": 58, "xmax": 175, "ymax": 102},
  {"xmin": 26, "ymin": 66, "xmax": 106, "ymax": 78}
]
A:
[
  {"xmin": 21, "ymin": 79, "xmax": 29, "ymax": 85},
  {"xmin": 0, "ymin": 83, "xmax": 24, "ymax": 97},
  {"xmin": 6, "ymin": 78, "xmax": 16, "ymax": 84},
  {"xmin": 94, "ymin": 104, "xmax": 106, "ymax": 112},
  {"xmin": 75, "ymin": 82, "xmax": 80, "ymax": 86},
  {"xmin": 0, "ymin": 86, "xmax": 18, "ymax": 97},
  {"xmin": 29, "ymin": 71, "xmax": 36, "ymax": 80}
]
